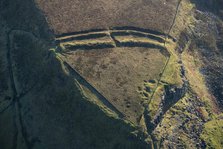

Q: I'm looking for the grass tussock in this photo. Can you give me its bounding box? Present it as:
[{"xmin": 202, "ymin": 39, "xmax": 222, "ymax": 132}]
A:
[{"xmin": 201, "ymin": 114, "xmax": 223, "ymax": 149}]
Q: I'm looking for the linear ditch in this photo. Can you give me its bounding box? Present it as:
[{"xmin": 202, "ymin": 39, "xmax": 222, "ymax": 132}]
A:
[
  {"xmin": 142, "ymin": 0, "xmax": 183, "ymax": 148},
  {"xmin": 55, "ymin": 32, "xmax": 109, "ymax": 43},
  {"xmin": 56, "ymin": 30, "xmax": 166, "ymax": 44},
  {"xmin": 57, "ymin": 26, "xmax": 173, "ymax": 145},
  {"xmin": 63, "ymin": 62, "xmax": 125, "ymax": 118},
  {"xmin": 111, "ymin": 26, "xmax": 175, "ymax": 41},
  {"xmin": 64, "ymin": 42, "xmax": 115, "ymax": 50},
  {"xmin": 7, "ymin": 30, "xmax": 19, "ymax": 149},
  {"xmin": 55, "ymin": 26, "xmax": 175, "ymax": 43},
  {"xmin": 63, "ymin": 40, "xmax": 168, "ymax": 54},
  {"xmin": 55, "ymin": 28, "xmax": 106, "ymax": 38},
  {"xmin": 58, "ymin": 30, "xmax": 170, "ymax": 148},
  {"xmin": 55, "ymin": 15, "xmax": 181, "ymax": 148},
  {"xmin": 149, "ymin": 0, "xmax": 182, "ymax": 103},
  {"xmin": 59, "ymin": 38, "xmax": 169, "ymax": 58},
  {"xmin": 111, "ymin": 31, "xmax": 165, "ymax": 43},
  {"xmin": 6, "ymin": 30, "xmax": 38, "ymax": 149},
  {"xmin": 151, "ymin": 0, "xmax": 183, "ymax": 117},
  {"xmin": 0, "ymin": 101, "xmax": 14, "ymax": 114},
  {"xmin": 56, "ymin": 28, "xmax": 173, "ymax": 57},
  {"xmin": 1, "ymin": 10, "xmax": 182, "ymax": 148},
  {"xmin": 55, "ymin": 26, "xmax": 173, "ymax": 38},
  {"xmin": 114, "ymin": 41, "xmax": 168, "ymax": 55},
  {"xmin": 164, "ymin": 0, "xmax": 182, "ymax": 45}
]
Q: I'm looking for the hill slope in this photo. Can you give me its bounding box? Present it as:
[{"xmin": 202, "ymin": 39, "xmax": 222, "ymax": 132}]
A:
[{"xmin": 0, "ymin": 0, "xmax": 223, "ymax": 148}]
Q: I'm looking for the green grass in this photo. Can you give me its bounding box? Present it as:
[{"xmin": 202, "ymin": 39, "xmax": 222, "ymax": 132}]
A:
[
  {"xmin": 74, "ymin": 80, "xmax": 120, "ymax": 119},
  {"xmin": 5, "ymin": 30, "xmax": 151, "ymax": 149},
  {"xmin": 114, "ymin": 36, "xmax": 165, "ymax": 47},
  {"xmin": 62, "ymin": 46, "xmax": 167, "ymax": 124},
  {"xmin": 153, "ymin": 93, "xmax": 205, "ymax": 148},
  {"xmin": 161, "ymin": 41, "xmax": 182, "ymax": 86},
  {"xmin": 201, "ymin": 114, "xmax": 223, "ymax": 149},
  {"xmin": 146, "ymin": 40, "xmax": 183, "ymax": 119},
  {"xmin": 148, "ymin": 85, "xmax": 164, "ymax": 119}
]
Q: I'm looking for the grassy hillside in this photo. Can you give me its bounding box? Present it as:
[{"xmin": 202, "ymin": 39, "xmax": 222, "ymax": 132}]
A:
[
  {"xmin": 0, "ymin": 0, "xmax": 223, "ymax": 148},
  {"xmin": 0, "ymin": 0, "xmax": 150, "ymax": 148}
]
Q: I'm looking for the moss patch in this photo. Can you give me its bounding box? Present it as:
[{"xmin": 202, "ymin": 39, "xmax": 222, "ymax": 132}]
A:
[{"xmin": 201, "ymin": 114, "xmax": 223, "ymax": 149}]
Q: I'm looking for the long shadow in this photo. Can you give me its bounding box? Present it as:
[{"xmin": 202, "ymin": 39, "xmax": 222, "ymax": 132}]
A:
[
  {"xmin": 60, "ymin": 38, "xmax": 171, "ymax": 59},
  {"xmin": 62, "ymin": 40, "xmax": 170, "ymax": 57},
  {"xmin": 111, "ymin": 26, "xmax": 176, "ymax": 41},
  {"xmin": 55, "ymin": 26, "xmax": 176, "ymax": 41},
  {"xmin": 57, "ymin": 31, "xmax": 165, "ymax": 44},
  {"xmin": 0, "ymin": 102, "xmax": 13, "ymax": 114},
  {"xmin": 63, "ymin": 62, "xmax": 125, "ymax": 118},
  {"xmin": 56, "ymin": 33, "xmax": 108, "ymax": 43},
  {"xmin": 164, "ymin": 0, "xmax": 182, "ymax": 44},
  {"xmin": 115, "ymin": 41, "xmax": 170, "ymax": 57},
  {"xmin": 64, "ymin": 43, "xmax": 115, "ymax": 50},
  {"xmin": 7, "ymin": 30, "xmax": 40, "ymax": 149},
  {"xmin": 116, "ymin": 41, "xmax": 166, "ymax": 50},
  {"xmin": 7, "ymin": 30, "xmax": 19, "ymax": 149},
  {"xmin": 111, "ymin": 31, "xmax": 165, "ymax": 43},
  {"xmin": 55, "ymin": 28, "xmax": 106, "ymax": 38}
]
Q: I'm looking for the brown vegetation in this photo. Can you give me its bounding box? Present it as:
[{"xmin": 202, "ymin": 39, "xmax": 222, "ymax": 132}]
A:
[{"xmin": 35, "ymin": 0, "xmax": 178, "ymax": 34}]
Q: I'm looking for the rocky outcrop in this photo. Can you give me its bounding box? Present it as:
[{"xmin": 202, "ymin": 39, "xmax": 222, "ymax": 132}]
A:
[{"xmin": 153, "ymin": 80, "xmax": 188, "ymax": 125}]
